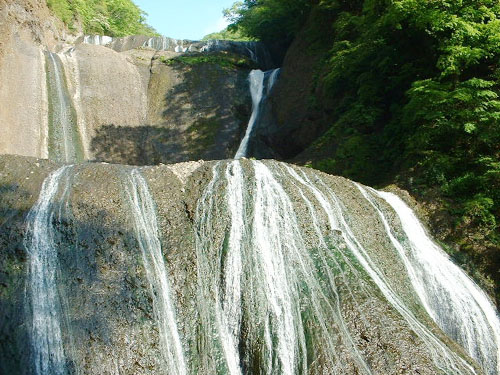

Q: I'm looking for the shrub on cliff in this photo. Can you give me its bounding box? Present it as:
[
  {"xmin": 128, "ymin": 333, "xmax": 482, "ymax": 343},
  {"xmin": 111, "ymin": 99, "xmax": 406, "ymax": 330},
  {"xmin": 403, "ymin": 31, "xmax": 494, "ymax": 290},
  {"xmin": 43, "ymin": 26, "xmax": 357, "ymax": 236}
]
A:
[{"xmin": 46, "ymin": 0, "xmax": 156, "ymax": 36}]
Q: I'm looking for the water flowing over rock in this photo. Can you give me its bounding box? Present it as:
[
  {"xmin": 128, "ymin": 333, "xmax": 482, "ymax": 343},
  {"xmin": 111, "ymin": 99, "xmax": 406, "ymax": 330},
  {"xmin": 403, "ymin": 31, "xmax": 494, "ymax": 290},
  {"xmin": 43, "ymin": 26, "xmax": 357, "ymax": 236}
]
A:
[
  {"xmin": 81, "ymin": 35, "xmax": 275, "ymax": 70},
  {"xmin": 1, "ymin": 155, "xmax": 498, "ymax": 374},
  {"xmin": 235, "ymin": 68, "xmax": 280, "ymax": 159},
  {"xmin": 360, "ymin": 187, "xmax": 500, "ymax": 375},
  {"xmin": 44, "ymin": 52, "xmax": 84, "ymax": 163},
  {"xmin": 0, "ymin": 30, "xmax": 263, "ymax": 163},
  {"xmin": 2, "ymin": 1, "xmax": 499, "ymax": 374},
  {"xmin": 125, "ymin": 169, "xmax": 187, "ymax": 375},
  {"xmin": 25, "ymin": 166, "xmax": 72, "ymax": 375}
]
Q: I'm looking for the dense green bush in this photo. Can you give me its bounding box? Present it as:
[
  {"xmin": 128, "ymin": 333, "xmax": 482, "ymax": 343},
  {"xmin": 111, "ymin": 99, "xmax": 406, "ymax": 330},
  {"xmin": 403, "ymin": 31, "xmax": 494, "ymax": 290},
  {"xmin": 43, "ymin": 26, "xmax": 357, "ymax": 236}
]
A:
[
  {"xmin": 202, "ymin": 27, "xmax": 252, "ymax": 41},
  {"xmin": 225, "ymin": 0, "xmax": 315, "ymax": 43},
  {"xmin": 46, "ymin": 0, "xmax": 156, "ymax": 36}
]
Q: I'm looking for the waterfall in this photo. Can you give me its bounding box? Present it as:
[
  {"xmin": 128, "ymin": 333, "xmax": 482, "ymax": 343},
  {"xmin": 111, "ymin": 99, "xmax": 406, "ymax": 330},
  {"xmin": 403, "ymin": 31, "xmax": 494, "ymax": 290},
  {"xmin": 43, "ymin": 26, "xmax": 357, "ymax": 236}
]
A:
[
  {"xmin": 13, "ymin": 159, "xmax": 500, "ymax": 374},
  {"xmin": 235, "ymin": 69, "xmax": 280, "ymax": 159},
  {"xmin": 125, "ymin": 168, "xmax": 187, "ymax": 375},
  {"xmin": 192, "ymin": 160, "xmax": 482, "ymax": 374},
  {"xmin": 45, "ymin": 52, "xmax": 84, "ymax": 163},
  {"xmin": 25, "ymin": 166, "xmax": 72, "ymax": 375},
  {"xmin": 83, "ymin": 35, "xmax": 113, "ymax": 46},
  {"xmin": 282, "ymin": 164, "xmax": 478, "ymax": 374},
  {"xmin": 357, "ymin": 186, "xmax": 500, "ymax": 375},
  {"xmin": 143, "ymin": 36, "xmax": 189, "ymax": 52}
]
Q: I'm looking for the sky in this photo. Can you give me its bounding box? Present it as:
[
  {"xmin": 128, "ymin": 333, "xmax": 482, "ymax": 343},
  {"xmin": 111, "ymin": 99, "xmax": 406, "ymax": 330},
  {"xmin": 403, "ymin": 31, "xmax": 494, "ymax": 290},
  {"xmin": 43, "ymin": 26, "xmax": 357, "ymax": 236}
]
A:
[{"xmin": 133, "ymin": 0, "xmax": 236, "ymax": 40}]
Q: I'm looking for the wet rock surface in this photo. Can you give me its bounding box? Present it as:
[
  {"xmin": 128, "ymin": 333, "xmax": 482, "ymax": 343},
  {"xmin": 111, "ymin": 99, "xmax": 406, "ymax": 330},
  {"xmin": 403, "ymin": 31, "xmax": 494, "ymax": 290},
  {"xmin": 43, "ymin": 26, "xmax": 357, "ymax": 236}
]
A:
[{"xmin": 0, "ymin": 155, "xmax": 485, "ymax": 375}]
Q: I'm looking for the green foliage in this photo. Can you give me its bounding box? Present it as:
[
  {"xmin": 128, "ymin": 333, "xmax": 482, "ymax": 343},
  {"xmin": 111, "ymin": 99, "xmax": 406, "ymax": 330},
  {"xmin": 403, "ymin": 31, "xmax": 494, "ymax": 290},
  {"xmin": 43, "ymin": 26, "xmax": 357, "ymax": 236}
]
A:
[
  {"xmin": 225, "ymin": 0, "xmax": 314, "ymax": 43},
  {"xmin": 161, "ymin": 52, "xmax": 254, "ymax": 70},
  {"xmin": 202, "ymin": 27, "xmax": 253, "ymax": 41},
  {"xmin": 46, "ymin": 0, "xmax": 156, "ymax": 36}
]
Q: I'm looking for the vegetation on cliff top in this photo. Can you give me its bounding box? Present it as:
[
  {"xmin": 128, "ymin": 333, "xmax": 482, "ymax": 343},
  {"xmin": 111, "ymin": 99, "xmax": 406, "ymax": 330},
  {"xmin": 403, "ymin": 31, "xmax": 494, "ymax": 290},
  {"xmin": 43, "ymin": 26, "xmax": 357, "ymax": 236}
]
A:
[
  {"xmin": 229, "ymin": 0, "xmax": 500, "ymax": 301},
  {"xmin": 202, "ymin": 27, "xmax": 252, "ymax": 41},
  {"xmin": 159, "ymin": 51, "xmax": 255, "ymax": 70},
  {"xmin": 46, "ymin": 0, "xmax": 156, "ymax": 36}
]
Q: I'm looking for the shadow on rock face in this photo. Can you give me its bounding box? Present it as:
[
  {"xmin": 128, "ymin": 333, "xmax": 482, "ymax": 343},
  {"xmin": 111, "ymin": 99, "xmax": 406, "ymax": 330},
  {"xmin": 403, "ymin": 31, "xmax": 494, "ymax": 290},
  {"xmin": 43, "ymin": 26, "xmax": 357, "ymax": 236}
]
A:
[
  {"xmin": 90, "ymin": 122, "xmax": 244, "ymax": 165},
  {"xmin": 91, "ymin": 124, "xmax": 187, "ymax": 165},
  {"xmin": 0, "ymin": 160, "xmax": 175, "ymax": 375},
  {"xmin": 0, "ymin": 182, "xmax": 32, "ymax": 375},
  {"xmin": 89, "ymin": 54, "xmax": 253, "ymax": 166},
  {"xmin": 156, "ymin": 57, "xmax": 252, "ymax": 160}
]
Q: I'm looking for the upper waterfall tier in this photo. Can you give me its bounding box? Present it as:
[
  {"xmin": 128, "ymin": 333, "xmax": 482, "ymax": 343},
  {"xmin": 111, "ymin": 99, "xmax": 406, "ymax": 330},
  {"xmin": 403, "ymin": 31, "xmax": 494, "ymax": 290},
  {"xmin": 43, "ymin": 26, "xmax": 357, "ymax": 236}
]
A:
[
  {"xmin": 80, "ymin": 35, "xmax": 275, "ymax": 70},
  {"xmin": 1, "ymin": 154, "xmax": 498, "ymax": 375}
]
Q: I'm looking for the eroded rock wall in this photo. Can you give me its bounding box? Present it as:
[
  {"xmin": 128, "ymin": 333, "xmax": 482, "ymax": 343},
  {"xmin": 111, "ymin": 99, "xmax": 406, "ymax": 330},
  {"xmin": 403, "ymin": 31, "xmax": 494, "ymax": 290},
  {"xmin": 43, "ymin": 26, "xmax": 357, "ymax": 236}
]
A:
[{"xmin": 0, "ymin": 0, "xmax": 65, "ymax": 158}]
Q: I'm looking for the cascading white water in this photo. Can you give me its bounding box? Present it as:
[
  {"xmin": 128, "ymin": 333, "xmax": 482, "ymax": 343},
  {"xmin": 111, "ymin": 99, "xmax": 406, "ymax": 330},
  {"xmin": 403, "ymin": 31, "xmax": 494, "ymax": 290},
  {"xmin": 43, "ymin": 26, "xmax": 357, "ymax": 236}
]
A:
[
  {"xmin": 358, "ymin": 187, "xmax": 500, "ymax": 375},
  {"xmin": 126, "ymin": 168, "xmax": 187, "ymax": 375},
  {"xmin": 47, "ymin": 52, "xmax": 72, "ymax": 162},
  {"xmin": 143, "ymin": 36, "xmax": 189, "ymax": 52},
  {"xmin": 45, "ymin": 52, "xmax": 83, "ymax": 163},
  {"xmin": 18, "ymin": 159, "xmax": 499, "ymax": 374},
  {"xmin": 217, "ymin": 161, "xmax": 245, "ymax": 375},
  {"xmin": 234, "ymin": 70, "xmax": 265, "ymax": 159},
  {"xmin": 235, "ymin": 69, "xmax": 280, "ymax": 159},
  {"xmin": 281, "ymin": 163, "xmax": 477, "ymax": 374},
  {"xmin": 267, "ymin": 68, "xmax": 280, "ymax": 89},
  {"xmin": 252, "ymin": 161, "xmax": 305, "ymax": 374},
  {"xmin": 83, "ymin": 35, "xmax": 113, "ymax": 46},
  {"xmin": 25, "ymin": 166, "xmax": 71, "ymax": 375}
]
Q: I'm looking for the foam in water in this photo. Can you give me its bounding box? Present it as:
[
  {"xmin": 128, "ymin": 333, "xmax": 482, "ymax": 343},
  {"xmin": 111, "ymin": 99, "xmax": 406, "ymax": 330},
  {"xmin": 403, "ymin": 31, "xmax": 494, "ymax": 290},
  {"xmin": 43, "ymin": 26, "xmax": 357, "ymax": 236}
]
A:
[
  {"xmin": 25, "ymin": 166, "xmax": 72, "ymax": 375},
  {"xmin": 358, "ymin": 186, "xmax": 500, "ymax": 375},
  {"xmin": 235, "ymin": 69, "xmax": 280, "ymax": 159},
  {"xmin": 126, "ymin": 168, "xmax": 187, "ymax": 375}
]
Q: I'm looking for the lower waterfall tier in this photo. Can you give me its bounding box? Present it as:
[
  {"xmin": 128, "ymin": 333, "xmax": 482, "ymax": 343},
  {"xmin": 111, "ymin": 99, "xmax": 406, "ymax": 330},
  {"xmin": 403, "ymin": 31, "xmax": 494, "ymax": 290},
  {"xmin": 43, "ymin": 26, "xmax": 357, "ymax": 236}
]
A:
[{"xmin": 0, "ymin": 155, "xmax": 498, "ymax": 375}]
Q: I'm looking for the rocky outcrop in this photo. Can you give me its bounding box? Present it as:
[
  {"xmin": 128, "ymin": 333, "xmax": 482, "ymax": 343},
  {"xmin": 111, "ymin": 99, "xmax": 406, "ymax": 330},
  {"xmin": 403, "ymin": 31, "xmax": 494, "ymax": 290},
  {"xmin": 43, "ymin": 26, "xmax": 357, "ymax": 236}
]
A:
[
  {"xmin": 86, "ymin": 48, "xmax": 255, "ymax": 164},
  {"xmin": 0, "ymin": 0, "xmax": 66, "ymax": 159},
  {"xmin": 62, "ymin": 44, "xmax": 149, "ymax": 159},
  {"xmin": 0, "ymin": 2, "xmax": 261, "ymax": 164},
  {"xmin": 247, "ymin": 8, "xmax": 336, "ymax": 160},
  {"xmin": 80, "ymin": 35, "xmax": 276, "ymax": 70}
]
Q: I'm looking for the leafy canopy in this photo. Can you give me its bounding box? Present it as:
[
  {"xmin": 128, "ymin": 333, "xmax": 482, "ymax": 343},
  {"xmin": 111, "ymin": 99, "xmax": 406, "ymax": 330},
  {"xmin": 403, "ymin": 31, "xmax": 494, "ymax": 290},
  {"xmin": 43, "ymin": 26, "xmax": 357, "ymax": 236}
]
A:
[{"xmin": 46, "ymin": 0, "xmax": 156, "ymax": 36}]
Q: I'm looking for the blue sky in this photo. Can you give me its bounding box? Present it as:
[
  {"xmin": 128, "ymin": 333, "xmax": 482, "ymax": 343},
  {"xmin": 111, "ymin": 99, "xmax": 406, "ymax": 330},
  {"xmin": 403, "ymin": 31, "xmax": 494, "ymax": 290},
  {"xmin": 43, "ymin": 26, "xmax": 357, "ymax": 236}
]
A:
[{"xmin": 133, "ymin": 0, "xmax": 236, "ymax": 40}]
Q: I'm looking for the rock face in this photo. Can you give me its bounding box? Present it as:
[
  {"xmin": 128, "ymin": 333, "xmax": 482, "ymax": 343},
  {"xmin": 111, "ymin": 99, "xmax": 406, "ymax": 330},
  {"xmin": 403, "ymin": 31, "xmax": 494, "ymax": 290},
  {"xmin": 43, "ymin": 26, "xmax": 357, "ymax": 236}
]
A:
[
  {"xmin": 2, "ymin": 154, "xmax": 499, "ymax": 375},
  {"xmin": 84, "ymin": 48, "xmax": 253, "ymax": 164},
  {"xmin": 0, "ymin": 1, "xmax": 268, "ymax": 164},
  {"xmin": 244, "ymin": 8, "xmax": 336, "ymax": 161},
  {"xmin": 0, "ymin": 0, "xmax": 65, "ymax": 159}
]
